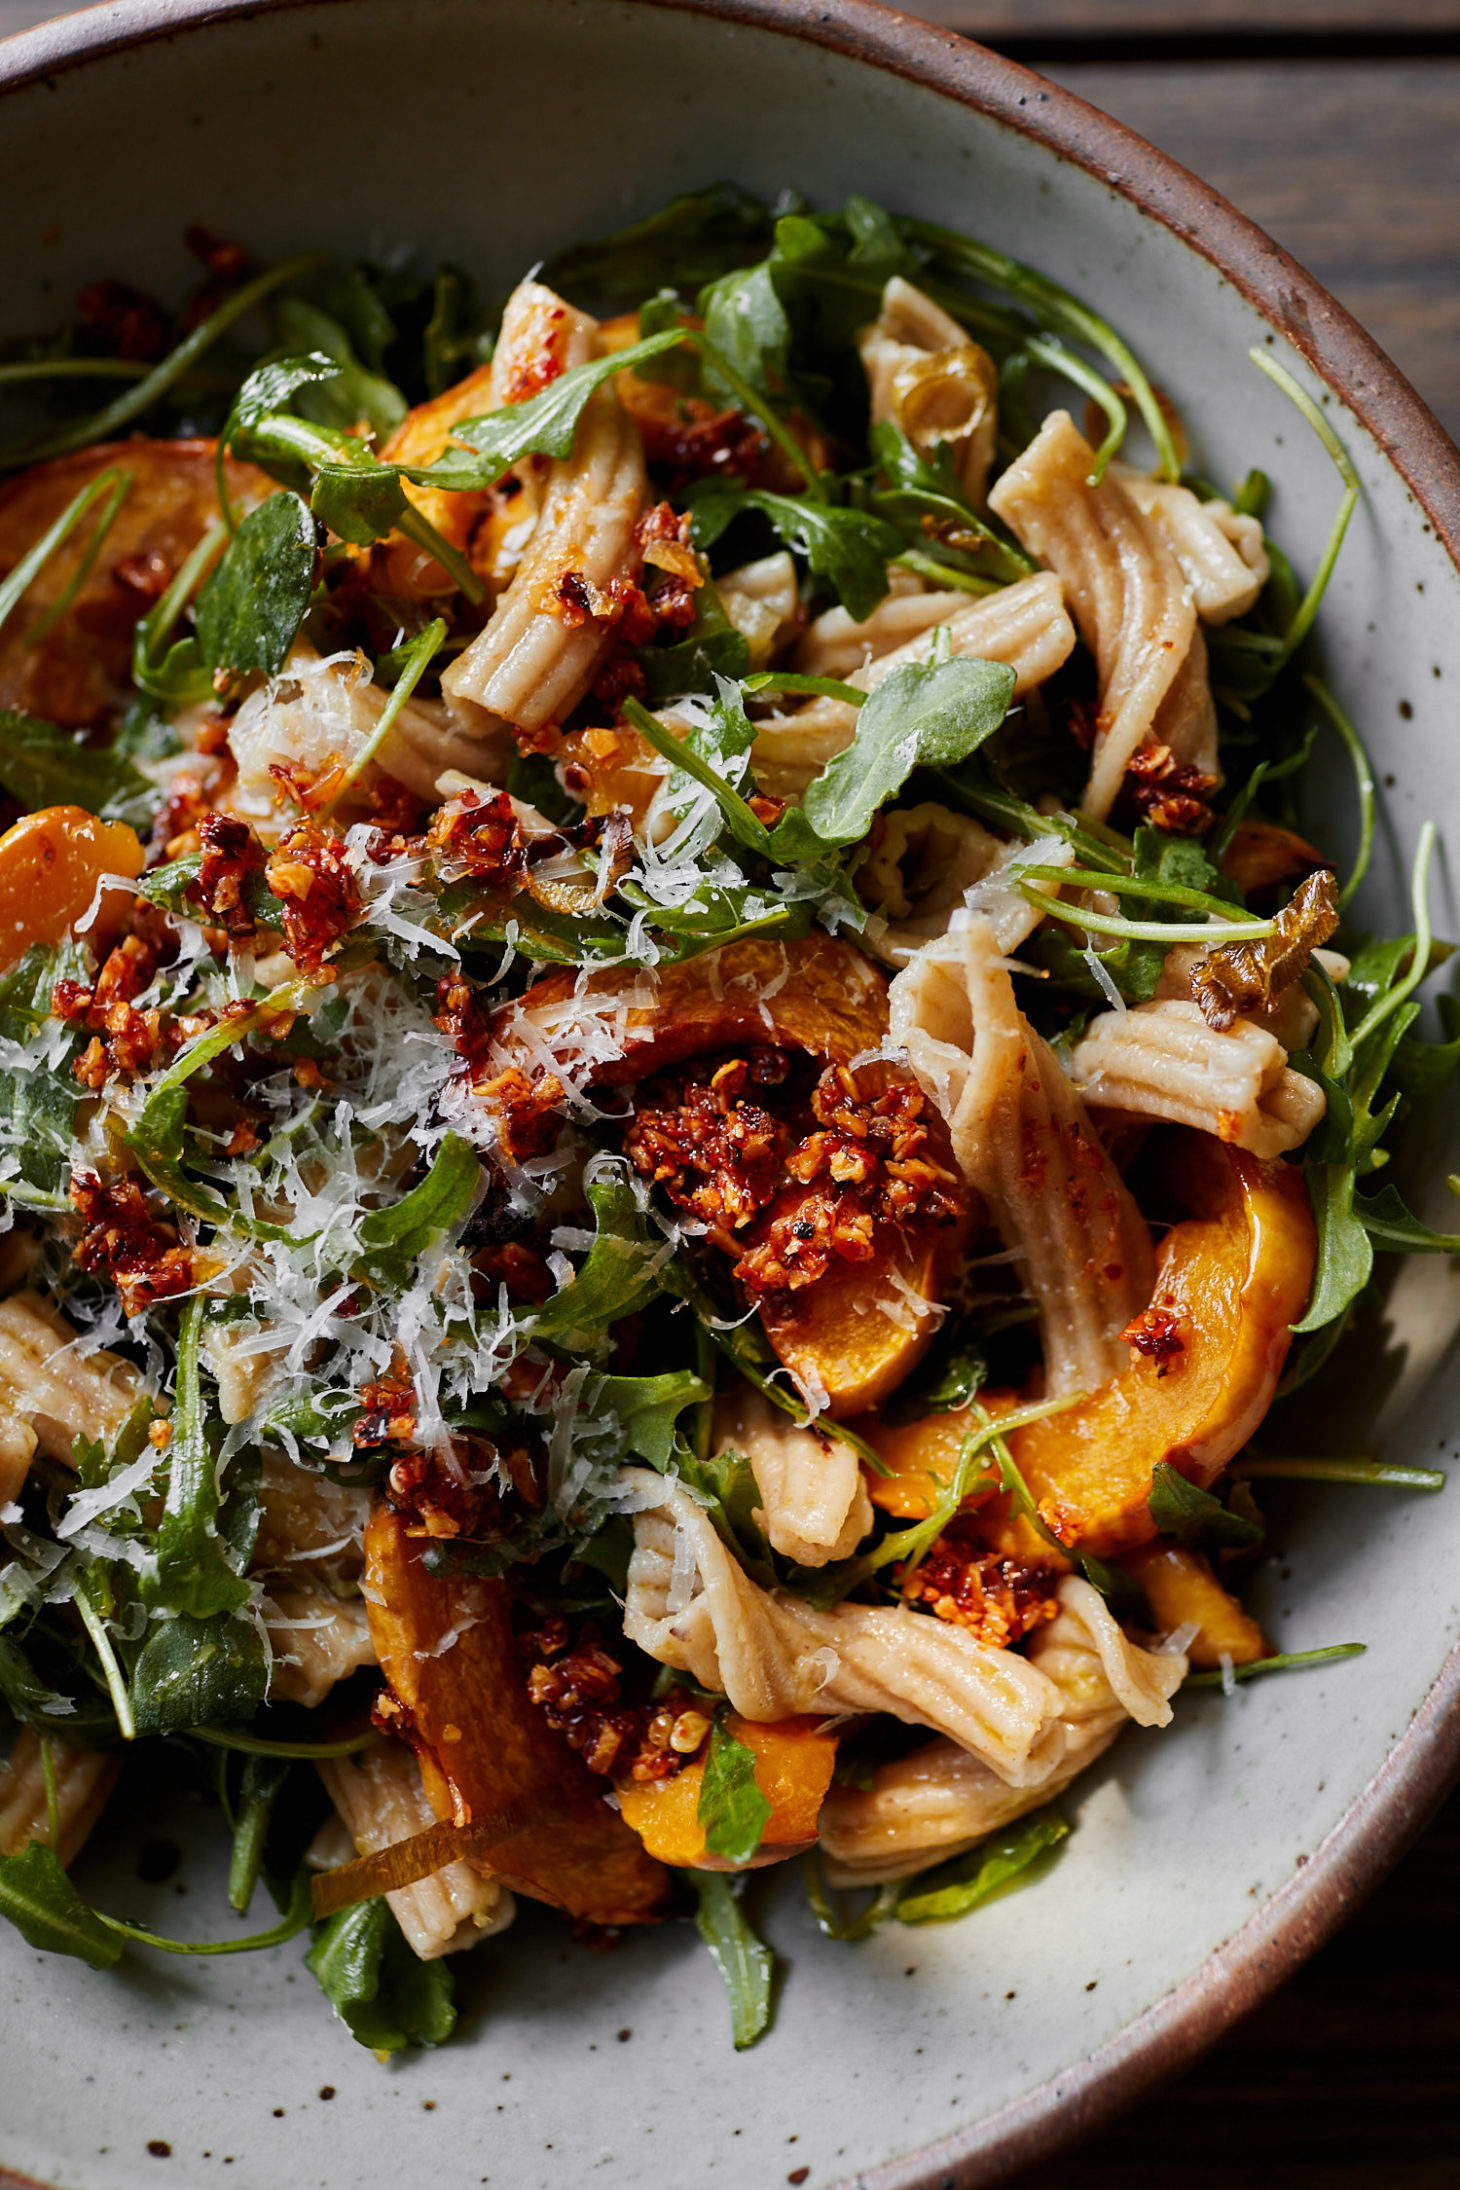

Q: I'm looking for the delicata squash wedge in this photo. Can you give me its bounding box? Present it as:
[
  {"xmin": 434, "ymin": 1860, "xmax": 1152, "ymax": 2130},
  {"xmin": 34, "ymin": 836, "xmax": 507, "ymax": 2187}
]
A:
[
  {"xmin": 865, "ymin": 1136, "xmax": 1316, "ymax": 1557},
  {"xmin": 0, "ymin": 194, "xmax": 1441, "ymax": 2057}
]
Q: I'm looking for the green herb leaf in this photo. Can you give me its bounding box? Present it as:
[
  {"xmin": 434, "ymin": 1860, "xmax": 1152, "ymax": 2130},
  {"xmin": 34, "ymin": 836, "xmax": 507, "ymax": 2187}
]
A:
[
  {"xmin": 1291, "ymin": 1162, "xmax": 1372, "ymax": 1335},
  {"xmin": 226, "ymin": 1755, "xmax": 290, "ymax": 1916},
  {"xmin": 416, "ymin": 330, "xmax": 687, "ymax": 486},
  {"xmin": 142, "ymin": 1298, "xmax": 254, "ymax": 1619},
  {"xmin": 587, "ymin": 1371, "xmax": 710, "ymax": 1471},
  {"xmin": 543, "ymin": 184, "xmax": 773, "ymax": 306},
  {"xmin": 0, "ymin": 710, "xmax": 156, "ymax": 825},
  {"xmin": 690, "ymin": 1872, "xmax": 775, "ymax": 2049},
  {"xmin": 698, "ymin": 1718, "xmax": 773, "ymax": 1865},
  {"xmin": 306, "ymin": 1897, "xmax": 457, "ymax": 2051},
  {"xmin": 689, "ymin": 486, "xmax": 900, "ymax": 622},
  {"xmin": 1185, "ymin": 1642, "xmax": 1366, "ymax": 1688},
  {"xmin": 698, "ymin": 260, "xmax": 790, "ymax": 399},
  {"xmin": 1147, "ymin": 1461, "xmax": 1265, "ymax": 1551},
  {"xmin": 271, "ymin": 295, "xmax": 407, "ymax": 442},
  {"xmin": 773, "ymin": 655, "xmax": 1016, "ymax": 854},
  {"xmin": 354, "ymin": 1133, "xmax": 482, "ymax": 1294},
  {"xmin": 309, "ymin": 462, "xmax": 409, "ymax": 546},
  {"xmin": 194, "ymin": 490, "xmax": 316, "ymax": 677},
  {"xmin": 130, "ymin": 1608, "xmax": 267, "ymax": 1738},
  {"xmin": 1354, "ymin": 1182, "xmax": 1460, "ymax": 1256},
  {"xmin": 526, "ymin": 1164, "xmax": 671, "ymax": 1358},
  {"xmin": 0, "ymin": 943, "xmax": 86, "ymax": 1196},
  {"xmin": 0, "ymin": 1840, "xmax": 123, "ymax": 1968},
  {"xmin": 895, "ymin": 1807, "xmax": 1069, "ymax": 1925}
]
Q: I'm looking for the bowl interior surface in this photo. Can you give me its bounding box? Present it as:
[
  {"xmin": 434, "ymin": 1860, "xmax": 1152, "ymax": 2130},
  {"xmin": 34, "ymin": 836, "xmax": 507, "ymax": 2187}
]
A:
[{"xmin": 3, "ymin": 5, "xmax": 1460, "ymax": 2188}]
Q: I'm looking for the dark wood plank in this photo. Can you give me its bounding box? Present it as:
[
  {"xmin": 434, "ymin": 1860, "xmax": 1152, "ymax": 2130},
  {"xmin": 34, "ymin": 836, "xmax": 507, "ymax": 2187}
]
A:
[
  {"xmin": 1028, "ymin": 58, "xmax": 1460, "ymax": 443},
  {"xmin": 919, "ymin": 1, "xmax": 1460, "ymax": 30},
  {"xmin": 1011, "ymin": 1785, "xmax": 1460, "ymax": 2190}
]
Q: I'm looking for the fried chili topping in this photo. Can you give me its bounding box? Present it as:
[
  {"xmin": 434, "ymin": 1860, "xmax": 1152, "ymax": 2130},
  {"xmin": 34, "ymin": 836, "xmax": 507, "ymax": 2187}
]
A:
[
  {"xmin": 425, "ymin": 789, "xmax": 529, "ymax": 882},
  {"xmin": 192, "ymin": 812, "xmax": 264, "ymax": 942},
  {"xmin": 520, "ymin": 1614, "xmax": 708, "ymax": 1783},
  {"xmin": 1123, "ymin": 742, "xmax": 1220, "ymax": 836},
  {"xmin": 1191, "ymin": 867, "xmax": 1339, "ymax": 1032},
  {"xmin": 70, "ymin": 1171, "xmax": 193, "ymax": 1315},
  {"xmin": 902, "ymin": 1535, "xmax": 1061, "ymax": 1650},
  {"xmin": 263, "ymin": 819, "xmax": 362, "ymax": 974},
  {"xmin": 1121, "ymin": 1302, "xmax": 1186, "ymax": 1376}
]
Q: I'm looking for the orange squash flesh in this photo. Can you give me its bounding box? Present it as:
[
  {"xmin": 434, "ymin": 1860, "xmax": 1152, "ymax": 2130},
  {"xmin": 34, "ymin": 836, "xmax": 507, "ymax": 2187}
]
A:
[
  {"xmin": 492, "ymin": 937, "xmax": 974, "ymax": 1414},
  {"xmin": 861, "ymin": 1137, "xmax": 1315, "ymax": 1558},
  {"xmin": 0, "ymin": 806, "xmax": 144, "ymax": 972},
  {"xmin": 373, "ymin": 365, "xmax": 497, "ymax": 597},
  {"xmin": 617, "ymin": 1712, "xmax": 836, "ymax": 1869},
  {"xmin": 1119, "ymin": 1542, "xmax": 1268, "ymax": 1668},
  {"xmin": 0, "ymin": 439, "xmax": 272, "ymax": 728},
  {"xmin": 363, "ymin": 1503, "xmax": 669, "ymax": 1924}
]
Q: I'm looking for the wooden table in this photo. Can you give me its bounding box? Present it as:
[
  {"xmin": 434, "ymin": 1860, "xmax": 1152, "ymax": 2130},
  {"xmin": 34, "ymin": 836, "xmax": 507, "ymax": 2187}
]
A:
[{"xmin": 0, "ymin": 1, "xmax": 1455, "ymax": 2183}]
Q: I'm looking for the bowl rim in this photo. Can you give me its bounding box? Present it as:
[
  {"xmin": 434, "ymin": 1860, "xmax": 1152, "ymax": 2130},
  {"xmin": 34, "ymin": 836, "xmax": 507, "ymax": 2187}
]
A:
[{"xmin": 2, "ymin": 2, "xmax": 1460, "ymax": 2184}]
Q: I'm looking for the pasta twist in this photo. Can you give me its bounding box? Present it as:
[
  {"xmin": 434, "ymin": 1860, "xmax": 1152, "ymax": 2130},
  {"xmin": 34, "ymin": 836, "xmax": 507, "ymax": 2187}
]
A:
[
  {"xmin": 715, "ymin": 1385, "xmax": 873, "ymax": 1568},
  {"xmin": 859, "ymin": 276, "xmax": 999, "ymax": 504},
  {"xmin": 1065, "ymin": 997, "xmax": 1327, "ymax": 1157},
  {"xmin": 319, "ymin": 1744, "xmax": 514, "ymax": 1961}
]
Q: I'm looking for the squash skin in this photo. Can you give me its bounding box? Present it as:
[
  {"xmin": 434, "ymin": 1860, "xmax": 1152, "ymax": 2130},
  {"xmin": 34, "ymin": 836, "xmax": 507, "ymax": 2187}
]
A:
[
  {"xmin": 861, "ymin": 1135, "xmax": 1315, "ymax": 1558},
  {"xmin": 0, "ymin": 806, "xmax": 144, "ymax": 971},
  {"xmin": 363, "ymin": 1503, "xmax": 669, "ymax": 1925}
]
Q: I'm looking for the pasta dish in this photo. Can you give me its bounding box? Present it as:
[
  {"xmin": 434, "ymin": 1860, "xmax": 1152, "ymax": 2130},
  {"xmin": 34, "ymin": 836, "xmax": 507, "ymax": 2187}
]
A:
[{"xmin": 0, "ymin": 189, "xmax": 1449, "ymax": 2051}]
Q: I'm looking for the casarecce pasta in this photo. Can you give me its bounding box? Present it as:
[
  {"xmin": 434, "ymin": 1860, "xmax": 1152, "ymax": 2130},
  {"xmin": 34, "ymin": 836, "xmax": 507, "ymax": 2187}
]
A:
[{"xmin": 0, "ymin": 187, "xmax": 1439, "ymax": 2054}]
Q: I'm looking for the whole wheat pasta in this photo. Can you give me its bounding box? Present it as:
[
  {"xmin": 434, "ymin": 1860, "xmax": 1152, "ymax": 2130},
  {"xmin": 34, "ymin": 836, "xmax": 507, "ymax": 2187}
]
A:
[
  {"xmin": 889, "ymin": 915, "xmax": 1155, "ymax": 1395},
  {"xmin": 794, "ymin": 565, "xmax": 971, "ymax": 681},
  {"xmin": 0, "ymin": 1729, "xmax": 120, "ymax": 1867},
  {"xmin": 820, "ymin": 1578, "xmax": 1186, "ymax": 1882},
  {"xmin": 987, "ymin": 410, "xmax": 1201, "ymax": 818},
  {"xmin": 0, "ymin": 1292, "xmax": 138, "ymax": 1501},
  {"xmin": 714, "ymin": 1385, "xmax": 872, "ymax": 1567},
  {"xmin": 859, "ymin": 275, "xmax": 999, "ymax": 504},
  {"xmin": 621, "ymin": 1469, "xmax": 1067, "ymax": 1784},
  {"xmin": 1111, "ymin": 462, "xmax": 1270, "ymax": 624},
  {"xmin": 319, "ymin": 1743, "xmax": 514, "ymax": 1960},
  {"xmin": 717, "ymin": 550, "xmax": 800, "ymax": 668},
  {"xmin": 858, "ymin": 806, "xmax": 1076, "ymax": 967},
  {"xmin": 752, "ymin": 570, "xmax": 1076, "ymax": 800},
  {"xmin": 1066, "ymin": 997, "xmax": 1327, "ymax": 1157}
]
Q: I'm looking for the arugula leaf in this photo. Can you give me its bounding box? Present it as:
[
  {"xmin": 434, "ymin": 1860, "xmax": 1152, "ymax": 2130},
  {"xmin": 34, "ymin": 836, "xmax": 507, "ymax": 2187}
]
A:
[
  {"xmin": 869, "ymin": 420, "xmax": 1033, "ymax": 583},
  {"xmin": 0, "ymin": 710, "xmax": 157, "ymax": 825},
  {"xmin": 526, "ymin": 1164, "xmax": 671, "ymax": 1358},
  {"xmin": 688, "ymin": 486, "xmax": 900, "ymax": 622},
  {"xmin": 1291, "ymin": 1162, "xmax": 1372, "ymax": 1336},
  {"xmin": 0, "ymin": 943, "xmax": 86, "ymax": 1196},
  {"xmin": 1354, "ymin": 1182, "xmax": 1460, "ymax": 1255},
  {"xmin": 542, "ymin": 184, "xmax": 774, "ymax": 305},
  {"xmin": 698, "ymin": 260, "xmax": 790, "ymax": 400},
  {"xmin": 194, "ymin": 490, "xmax": 316, "ymax": 678},
  {"xmin": 587, "ymin": 1371, "xmax": 709, "ymax": 1471},
  {"xmin": 1147, "ymin": 1461, "xmax": 1264, "ymax": 1551},
  {"xmin": 142, "ymin": 1298, "xmax": 254, "ymax": 1619},
  {"xmin": 697, "ymin": 1718, "xmax": 772, "ymax": 1864},
  {"xmin": 412, "ymin": 330, "xmax": 687, "ymax": 486},
  {"xmin": 353, "ymin": 1134, "xmax": 482, "ymax": 1293},
  {"xmin": 129, "ymin": 1608, "xmax": 267, "ymax": 1737},
  {"xmin": 894, "ymin": 1807, "xmax": 1068, "ymax": 1925},
  {"xmin": 306, "ymin": 1897, "xmax": 457, "ymax": 2051},
  {"xmin": 271, "ymin": 295, "xmax": 407, "ymax": 441},
  {"xmin": 691, "ymin": 1872, "xmax": 775, "ymax": 2049},
  {"xmin": 884, "ymin": 1332, "xmax": 989, "ymax": 1425},
  {"xmin": 638, "ymin": 582, "xmax": 751, "ymax": 704},
  {"xmin": 226, "ymin": 1754, "xmax": 290, "ymax": 1916},
  {"xmin": 0, "ymin": 1840, "xmax": 123, "ymax": 1968},
  {"xmin": 0, "ymin": 1631, "xmax": 120, "ymax": 1747},
  {"xmin": 772, "ymin": 655, "xmax": 1016, "ymax": 855}
]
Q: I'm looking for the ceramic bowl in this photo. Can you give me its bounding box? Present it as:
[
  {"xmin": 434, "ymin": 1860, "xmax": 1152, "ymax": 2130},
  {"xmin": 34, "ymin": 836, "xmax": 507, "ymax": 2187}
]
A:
[{"xmin": 2, "ymin": 4, "xmax": 1459, "ymax": 2186}]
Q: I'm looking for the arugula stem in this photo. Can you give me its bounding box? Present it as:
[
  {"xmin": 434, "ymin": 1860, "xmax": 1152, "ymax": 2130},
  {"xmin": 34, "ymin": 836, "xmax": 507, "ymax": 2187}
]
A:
[
  {"xmin": 97, "ymin": 1873, "xmax": 313, "ymax": 1954},
  {"xmin": 23, "ymin": 468, "xmax": 134, "ymax": 645},
  {"xmin": 134, "ymin": 515, "xmax": 228, "ymax": 679},
  {"xmin": 74, "ymin": 1584, "xmax": 135, "ymax": 1742},
  {"xmin": 1016, "ymin": 864, "xmax": 1247, "ymax": 919},
  {"xmin": 892, "ymin": 549, "xmax": 1003, "ymax": 596},
  {"xmin": 324, "ymin": 616, "xmax": 448, "ymax": 811},
  {"xmin": 0, "ymin": 465, "xmax": 135, "ymax": 643},
  {"xmin": 1018, "ymin": 883, "xmax": 1273, "ymax": 945},
  {"xmin": 622, "ymin": 696, "xmax": 771, "ymax": 851},
  {"xmin": 1185, "ymin": 1642, "xmax": 1365, "ymax": 1687},
  {"xmin": 899, "ymin": 216, "xmax": 1180, "ymax": 479},
  {"xmin": 147, "ymin": 972, "xmax": 330, "ymax": 1102},
  {"xmin": 39, "ymin": 1734, "xmax": 60, "ymax": 1854},
  {"xmin": 1348, "ymin": 822, "xmax": 1436, "ymax": 1051},
  {"xmin": 689, "ymin": 331, "xmax": 826, "ymax": 500},
  {"xmin": 1022, "ymin": 335, "xmax": 1127, "ymax": 480},
  {"xmin": 190, "ymin": 1723, "xmax": 377, "ymax": 1760},
  {"xmin": 0, "ymin": 253, "xmax": 329, "ymax": 466},
  {"xmin": 1234, "ymin": 1456, "xmax": 1445, "ymax": 1490},
  {"xmin": 394, "ymin": 504, "xmax": 486, "ymax": 605},
  {"xmin": 1248, "ymin": 349, "xmax": 1360, "ymax": 667},
  {"xmin": 1303, "ymin": 673, "xmax": 1375, "ymax": 910}
]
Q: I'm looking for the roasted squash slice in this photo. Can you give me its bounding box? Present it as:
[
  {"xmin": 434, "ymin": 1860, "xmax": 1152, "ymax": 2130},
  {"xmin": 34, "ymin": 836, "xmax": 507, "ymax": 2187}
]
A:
[
  {"xmin": 488, "ymin": 936, "xmax": 974, "ymax": 1413},
  {"xmin": 617, "ymin": 1711, "xmax": 837, "ymax": 1870},
  {"xmin": 363, "ymin": 1503, "xmax": 669, "ymax": 1924},
  {"xmin": 372, "ymin": 364, "xmax": 497, "ymax": 599},
  {"xmin": 0, "ymin": 806, "xmax": 144, "ymax": 972},
  {"xmin": 1118, "ymin": 1542, "xmax": 1268, "ymax": 1667},
  {"xmin": 0, "ymin": 439, "xmax": 271, "ymax": 727},
  {"xmin": 862, "ymin": 1135, "xmax": 1315, "ymax": 1558}
]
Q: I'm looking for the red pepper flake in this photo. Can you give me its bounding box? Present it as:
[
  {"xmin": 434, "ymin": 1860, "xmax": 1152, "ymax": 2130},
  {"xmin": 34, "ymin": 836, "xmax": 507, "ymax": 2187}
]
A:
[
  {"xmin": 1121, "ymin": 1301, "xmax": 1186, "ymax": 1375},
  {"xmin": 70, "ymin": 1171, "xmax": 193, "ymax": 1315},
  {"xmin": 263, "ymin": 820, "xmax": 362, "ymax": 972}
]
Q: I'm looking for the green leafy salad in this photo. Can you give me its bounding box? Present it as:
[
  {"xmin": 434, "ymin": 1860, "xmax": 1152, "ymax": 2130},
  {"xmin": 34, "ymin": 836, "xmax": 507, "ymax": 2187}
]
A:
[{"xmin": 0, "ymin": 186, "xmax": 1452, "ymax": 2054}]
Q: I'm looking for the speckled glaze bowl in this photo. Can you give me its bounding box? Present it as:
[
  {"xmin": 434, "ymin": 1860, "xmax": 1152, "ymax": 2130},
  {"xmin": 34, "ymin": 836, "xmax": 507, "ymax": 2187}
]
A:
[{"xmin": 2, "ymin": 4, "xmax": 1459, "ymax": 2185}]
